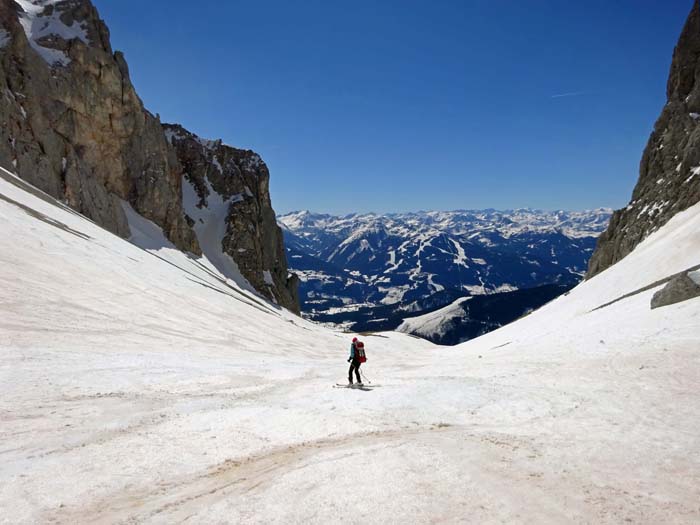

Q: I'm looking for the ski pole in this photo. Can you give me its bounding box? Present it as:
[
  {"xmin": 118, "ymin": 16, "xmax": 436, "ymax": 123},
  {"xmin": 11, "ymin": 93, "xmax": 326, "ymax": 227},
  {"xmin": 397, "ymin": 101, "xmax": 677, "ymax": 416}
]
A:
[{"xmin": 360, "ymin": 368, "xmax": 371, "ymax": 384}]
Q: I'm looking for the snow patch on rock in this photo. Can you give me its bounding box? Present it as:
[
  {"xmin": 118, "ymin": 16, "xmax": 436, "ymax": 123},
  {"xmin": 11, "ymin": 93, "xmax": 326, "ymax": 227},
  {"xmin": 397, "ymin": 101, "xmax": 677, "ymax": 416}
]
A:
[
  {"xmin": 15, "ymin": 0, "xmax": 90, "ymax": 66},
  {"xmin": 0, "ymin": 28, "xmax": 11, "ymax": 48},
  {"xmin": 263, "ymin": 270, "xmax": 274, "ymax": 286},
  {"xmin": 182, "ymin": 175, "xmax": 253, "ymax": 292}
]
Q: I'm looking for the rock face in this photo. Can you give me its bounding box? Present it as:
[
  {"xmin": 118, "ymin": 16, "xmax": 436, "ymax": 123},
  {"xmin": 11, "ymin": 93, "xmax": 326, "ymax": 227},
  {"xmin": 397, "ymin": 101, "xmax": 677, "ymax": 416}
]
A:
[
  {"xmin": 0, "ymin": 0, "xmax": 298, "ymax": 312},
  {"xmin": 650, "ymin": 271, "xmax": 700, "ymax": 309},
  {"xmin": 0, "ymin": 0, "xmax": 198, "ymax": 252},
  {"xmin": 588, "ymin": 0, "xmax": 700, "ymax": 277},
  {"xmin": 165, "ymin": 124, "xmax": 299, "ymax": 313}
]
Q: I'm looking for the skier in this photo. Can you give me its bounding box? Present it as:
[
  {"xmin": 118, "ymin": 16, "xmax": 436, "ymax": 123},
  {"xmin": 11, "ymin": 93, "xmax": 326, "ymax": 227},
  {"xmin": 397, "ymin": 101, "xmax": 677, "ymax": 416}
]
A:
[{"xmin": 347, "ymin": 337, "xmax": 364, "ymax": 386}]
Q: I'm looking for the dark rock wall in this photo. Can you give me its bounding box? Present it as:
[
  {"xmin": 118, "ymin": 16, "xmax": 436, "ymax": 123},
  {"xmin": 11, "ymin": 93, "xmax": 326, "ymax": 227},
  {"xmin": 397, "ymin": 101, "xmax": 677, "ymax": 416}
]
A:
[{"xmin": 588, "ymin": 0, "xmax": 700, "ymax": 277}]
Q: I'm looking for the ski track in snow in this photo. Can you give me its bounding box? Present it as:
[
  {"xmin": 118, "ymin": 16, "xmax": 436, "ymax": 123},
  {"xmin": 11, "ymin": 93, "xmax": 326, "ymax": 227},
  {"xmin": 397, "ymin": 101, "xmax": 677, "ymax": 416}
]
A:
[{"xmin": 1, "ymin": 167, "xmax": 699, "ymax": 523}]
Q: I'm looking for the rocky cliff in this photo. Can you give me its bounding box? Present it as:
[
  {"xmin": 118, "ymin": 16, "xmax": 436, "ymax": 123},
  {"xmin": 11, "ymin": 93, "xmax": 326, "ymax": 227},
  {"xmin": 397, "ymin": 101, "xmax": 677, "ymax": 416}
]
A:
[
  {"xmin": 165, "ymin": 124, "xmax": 299, "ymax": 313},
  {"xmin": 0, "ymin": 0, "xmax": 198, "ymax": 251},
  {"xmin": 588, "ymin": 0, "xmax": 700, "ymax": 277},
  {"xmin": 0, "ymin": 0, "xmax": 298, "ymax": 312}
]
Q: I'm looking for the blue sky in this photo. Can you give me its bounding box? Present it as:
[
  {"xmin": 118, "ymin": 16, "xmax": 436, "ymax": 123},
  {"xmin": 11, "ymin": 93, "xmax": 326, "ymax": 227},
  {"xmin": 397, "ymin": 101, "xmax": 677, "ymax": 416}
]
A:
[{"xmin": 93, "ymin": 1, "xmax": 692, "ymax": 214}]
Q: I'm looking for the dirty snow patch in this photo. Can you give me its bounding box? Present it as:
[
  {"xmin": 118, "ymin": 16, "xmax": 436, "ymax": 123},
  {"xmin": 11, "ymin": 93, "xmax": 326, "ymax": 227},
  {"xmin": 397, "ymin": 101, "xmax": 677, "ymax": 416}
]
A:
[{"xmin": 686, "ymin": 166, "xmax": 700, "ymax": 184}]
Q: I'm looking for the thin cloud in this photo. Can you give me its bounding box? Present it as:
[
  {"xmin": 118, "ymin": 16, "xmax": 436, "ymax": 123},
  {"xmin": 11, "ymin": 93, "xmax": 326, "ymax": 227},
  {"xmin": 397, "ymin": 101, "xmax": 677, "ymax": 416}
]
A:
[{"xmin": 550, "ymin": 91, "xmax": 587, "ymax": 99}]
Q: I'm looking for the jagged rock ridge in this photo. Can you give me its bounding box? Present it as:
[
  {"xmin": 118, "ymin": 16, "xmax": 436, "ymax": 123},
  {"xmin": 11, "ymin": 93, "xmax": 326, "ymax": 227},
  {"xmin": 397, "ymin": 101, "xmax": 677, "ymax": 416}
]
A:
[
  {"xmin": 0, "ymin": 0, "xmax": 298, "ymax": 312},
  {"xmin": 588, "ymin": 0, "xmax": 700, "ymax": 277},
  {"xmin": 165, "ymin": 124, "xmax": 299, "ymax": 313}
]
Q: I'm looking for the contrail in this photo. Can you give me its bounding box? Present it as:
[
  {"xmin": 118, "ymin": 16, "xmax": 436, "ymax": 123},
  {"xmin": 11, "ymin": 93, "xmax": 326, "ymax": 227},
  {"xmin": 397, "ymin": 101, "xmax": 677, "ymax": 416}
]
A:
[{"xmin": 550, "ymin": 91, "xmax": 586, "ymax": 99}]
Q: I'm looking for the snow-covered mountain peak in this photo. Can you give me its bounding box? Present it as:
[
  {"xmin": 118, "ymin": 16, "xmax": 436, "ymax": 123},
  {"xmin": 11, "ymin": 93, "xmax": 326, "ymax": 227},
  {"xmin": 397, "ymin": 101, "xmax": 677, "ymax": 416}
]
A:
[
  {"xmin": 280, "ymin": 207, "xmax": 612, "ymax": 338},
  {"xmin": 280, "ymin": 208, "xmax": 612, "ymax": 238},
  {"xmin": 279, "ymin": 210, "xmax": 337, "ymax": 230}
]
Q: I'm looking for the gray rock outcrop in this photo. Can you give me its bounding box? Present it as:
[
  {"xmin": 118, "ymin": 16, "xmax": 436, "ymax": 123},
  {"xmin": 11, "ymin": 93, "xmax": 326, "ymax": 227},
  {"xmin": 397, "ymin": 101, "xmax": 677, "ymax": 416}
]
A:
[
  {"xmin": 0, "ymin": 0, "xmax": 198, "ymax": 252},
  {"xmin": 588, "ymin": 0, "xmax": 700, "ymax": 277},
  {"xmin": 650, "ymin": 271, "xmax": 700, "ymax": 308}
]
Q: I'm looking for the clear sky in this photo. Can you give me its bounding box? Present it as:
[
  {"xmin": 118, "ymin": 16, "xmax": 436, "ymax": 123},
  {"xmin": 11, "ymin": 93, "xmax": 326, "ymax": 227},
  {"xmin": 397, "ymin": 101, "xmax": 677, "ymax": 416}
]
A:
[{"xmin": 93, "ymin": 1, "xmax": 692, "ymax": 215}]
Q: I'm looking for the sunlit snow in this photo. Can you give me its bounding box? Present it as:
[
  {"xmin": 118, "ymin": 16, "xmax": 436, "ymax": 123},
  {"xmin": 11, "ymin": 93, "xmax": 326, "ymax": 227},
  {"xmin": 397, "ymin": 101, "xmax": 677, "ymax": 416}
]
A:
[{"xmin": 1, "ymin": 167, "xmax": 698, "ymax": 522}]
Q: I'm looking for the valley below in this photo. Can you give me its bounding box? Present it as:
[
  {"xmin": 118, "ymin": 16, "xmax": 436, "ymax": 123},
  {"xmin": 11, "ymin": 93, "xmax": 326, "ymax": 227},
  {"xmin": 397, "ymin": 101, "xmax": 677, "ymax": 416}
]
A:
[{"xmin": 280, "ymin": 209, "xmax": 611, "ymax": 343}]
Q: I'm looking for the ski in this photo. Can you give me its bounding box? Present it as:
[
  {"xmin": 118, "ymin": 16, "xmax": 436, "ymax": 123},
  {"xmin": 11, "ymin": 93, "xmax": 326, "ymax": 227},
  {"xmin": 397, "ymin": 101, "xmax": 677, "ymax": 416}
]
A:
[
  {"xmin": 333, "ymin": 383, "xmax": 374, "ymax": 389},
  {"xmin": 335, "ymin": 383, "xmax": 381, "ymax": 387}
]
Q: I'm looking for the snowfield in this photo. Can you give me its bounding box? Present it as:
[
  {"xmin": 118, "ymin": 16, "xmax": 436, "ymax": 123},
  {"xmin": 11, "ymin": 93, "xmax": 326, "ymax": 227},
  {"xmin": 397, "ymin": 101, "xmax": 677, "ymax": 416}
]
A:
[
  {"xmin": 397, "ymin": 296, "xmax": 473, "ymax": 339},
  {"xmin": 1, "ymin": 167, "xmax": 699, "ymax": 524}
]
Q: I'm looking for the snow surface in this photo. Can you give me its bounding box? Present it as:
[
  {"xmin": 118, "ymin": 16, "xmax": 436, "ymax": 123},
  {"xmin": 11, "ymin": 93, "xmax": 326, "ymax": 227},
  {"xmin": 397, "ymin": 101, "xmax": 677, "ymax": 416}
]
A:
[
  {"xmin": 15, "ymin": 0, "xmax": 89, "ymax": 66},
  {"xmin": 1, "ymin": 167, "xmax": 699, "ymax": 523},
  {"xmin": 378, "ymin": 284, "xmax": 409, "ymax": 305},
  {"xmin": 451, "ymin": 238, "xmax": 469, "ymax": 267},
  {"xmin": 397, "ymin": 297, "xmax": 472, "ymax": 338}
]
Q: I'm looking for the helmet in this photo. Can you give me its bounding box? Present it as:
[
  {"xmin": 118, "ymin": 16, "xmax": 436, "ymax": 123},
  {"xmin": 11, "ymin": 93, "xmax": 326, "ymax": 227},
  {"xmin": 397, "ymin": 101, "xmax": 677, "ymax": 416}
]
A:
[{"xmin": 352, "ymin": 337, "xmax": 358, "ymax": 342}]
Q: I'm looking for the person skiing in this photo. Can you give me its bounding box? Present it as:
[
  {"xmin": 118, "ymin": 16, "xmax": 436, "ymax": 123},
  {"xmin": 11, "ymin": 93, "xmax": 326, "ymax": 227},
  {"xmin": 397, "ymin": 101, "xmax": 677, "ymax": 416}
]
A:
[{"xmin": 347, "ymin": 337, "xmax": 363, "ymax": 386}]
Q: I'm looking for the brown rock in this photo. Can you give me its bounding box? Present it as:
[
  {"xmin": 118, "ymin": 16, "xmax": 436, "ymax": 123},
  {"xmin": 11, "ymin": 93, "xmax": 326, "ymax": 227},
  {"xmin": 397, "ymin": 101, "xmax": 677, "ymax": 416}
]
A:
[
  {"xmin": 164, "ymin": 124, "xmax": 299, "ymax": 313},
  {"xmin": 0, "ymin": 0, "xmax": 198, "ymax": 253},
  {"xmin": 650, "ymin": 272, "xmax": 700, "ymax": 309}
]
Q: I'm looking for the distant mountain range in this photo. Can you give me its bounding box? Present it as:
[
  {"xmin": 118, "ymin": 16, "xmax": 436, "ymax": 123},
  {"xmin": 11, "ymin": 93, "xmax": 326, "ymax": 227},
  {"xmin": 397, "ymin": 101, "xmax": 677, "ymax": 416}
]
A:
[{"xmin": 278, "ymin": 208, "xmax": 612, "ymax": 341}]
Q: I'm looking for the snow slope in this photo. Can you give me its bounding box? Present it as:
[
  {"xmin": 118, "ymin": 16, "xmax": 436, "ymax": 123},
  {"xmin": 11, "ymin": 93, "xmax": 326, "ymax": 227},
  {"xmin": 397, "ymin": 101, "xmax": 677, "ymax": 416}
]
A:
[
  {"xmin": 1, "ymin": 167, "xmax": 699, "ymax": 523},
  {"xmin": 397, "ymin": 296, "xmax": 472, "ymax": 339}
]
